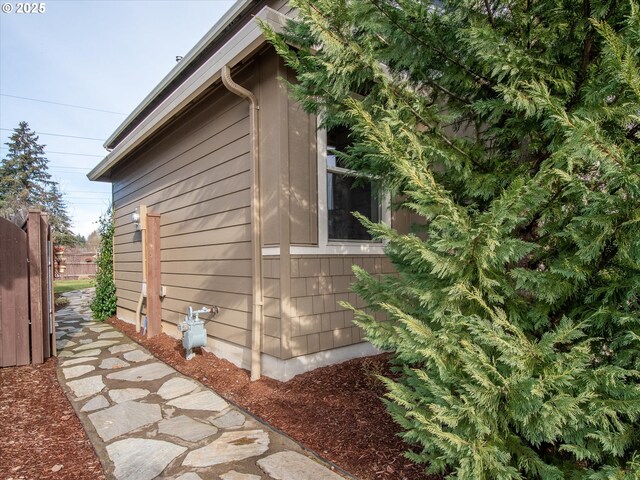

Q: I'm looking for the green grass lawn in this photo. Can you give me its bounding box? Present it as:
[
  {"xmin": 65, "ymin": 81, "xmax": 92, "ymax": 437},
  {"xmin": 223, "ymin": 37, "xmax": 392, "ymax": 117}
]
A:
[{"xmin": 54, "ymin": 279, "xmax": 94, "ymax": 295}]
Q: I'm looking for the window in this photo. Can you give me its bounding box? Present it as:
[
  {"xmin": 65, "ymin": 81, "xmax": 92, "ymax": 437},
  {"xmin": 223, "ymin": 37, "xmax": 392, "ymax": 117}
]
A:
[{"xmin": 326, "ymin": 126, "xmax": 380, "ymax": 241}]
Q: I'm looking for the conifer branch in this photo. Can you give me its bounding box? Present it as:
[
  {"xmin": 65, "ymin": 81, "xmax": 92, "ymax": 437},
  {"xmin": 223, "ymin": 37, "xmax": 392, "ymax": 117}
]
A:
[{"xmin": 367, "ymin": 0, "xmax": 495, "ymax": 88}]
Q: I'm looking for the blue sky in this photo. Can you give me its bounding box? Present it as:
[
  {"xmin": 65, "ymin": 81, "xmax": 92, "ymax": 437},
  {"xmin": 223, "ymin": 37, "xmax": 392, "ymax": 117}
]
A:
[{"xmin": 0, "ymin": 0, "xmax": 234, "ymax": 237}]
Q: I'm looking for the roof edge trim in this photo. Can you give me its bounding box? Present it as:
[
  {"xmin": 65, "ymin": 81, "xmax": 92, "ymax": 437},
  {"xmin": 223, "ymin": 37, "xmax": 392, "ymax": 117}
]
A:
[
  {"xmin": 88, "ymin": 6, "xmax": 288, "ymax": 182},
  {"xmin": 103, "ymin": 0, "xmax": 256, "ymax": 150}
]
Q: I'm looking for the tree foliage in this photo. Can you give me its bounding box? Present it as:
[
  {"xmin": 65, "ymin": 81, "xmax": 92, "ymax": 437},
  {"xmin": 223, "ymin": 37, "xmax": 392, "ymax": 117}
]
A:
[
  {"xmin": 0, "ymin": 121, "xmax": 77, "ymax": 245},
  {"xmin": 90, "ymin": 206, "xmax": 116, "ymax": 321},
  {"xmin": 265, "ymin": 1, "xmax": 640, "ymax": 478}
]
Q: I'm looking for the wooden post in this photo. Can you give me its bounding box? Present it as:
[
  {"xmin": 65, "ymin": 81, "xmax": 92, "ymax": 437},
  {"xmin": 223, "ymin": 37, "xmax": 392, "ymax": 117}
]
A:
[
  {"xmin": 50, "ymin": 234, "xmax": 57, "ymax": 357},
  {"xmin": 146, "ymin": 214, "xmax": 161, "ymax": 337},
  {"xmin": 27, "ymin": 210, "xmax": 43, "ymax": 364},
  {"xmin": 40, "ymin": 214, "xmax": 50, "ymax": 358}
]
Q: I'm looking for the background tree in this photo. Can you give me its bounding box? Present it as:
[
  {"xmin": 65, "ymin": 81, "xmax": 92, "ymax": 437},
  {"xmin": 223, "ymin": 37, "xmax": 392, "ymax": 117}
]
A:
[
  {"xmin": 85, "ymin": 229, "xmax": 101, "ymax": 251},
  {"xmin": 266, "ymin": 1, "xmax": 640, "ymax": 478},
  {"xmin": 0, "ymin": 121, "xmax": 52, "ymax": 224},
  {"xmin": 44, "ymin": 182, "xmax": 77, "ymax": 245},
  {"xmin": 0, "ymin": 121, "xmax": 78, "ymax": 245}
]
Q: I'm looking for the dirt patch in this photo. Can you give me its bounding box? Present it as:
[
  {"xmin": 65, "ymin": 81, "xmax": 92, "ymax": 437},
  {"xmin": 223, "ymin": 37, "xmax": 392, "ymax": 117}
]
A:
[
  {"xmin": 109, "ymin": 317, "xmax": 440, "ymax": 480},
  {"xmin": 0, "ymin": 358, "xmax": 106, "ymax": 480}
]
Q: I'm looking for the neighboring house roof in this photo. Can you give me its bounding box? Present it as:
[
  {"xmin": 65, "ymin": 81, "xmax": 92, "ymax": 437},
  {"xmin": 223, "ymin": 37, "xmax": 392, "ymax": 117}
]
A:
[{"xmin": 88, "ymin": 1, "xmax": 288, "ymax": 182}]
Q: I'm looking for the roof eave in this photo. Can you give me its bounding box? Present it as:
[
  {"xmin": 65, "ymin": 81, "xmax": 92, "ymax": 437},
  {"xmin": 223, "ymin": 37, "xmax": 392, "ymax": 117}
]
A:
[
  {"xmin": 88, "ymin": 6, "xmax": 288, "ymax": 182},
  {"xmin": 103, "ymin": 0, "xmax": 257, "ymax": 150}
]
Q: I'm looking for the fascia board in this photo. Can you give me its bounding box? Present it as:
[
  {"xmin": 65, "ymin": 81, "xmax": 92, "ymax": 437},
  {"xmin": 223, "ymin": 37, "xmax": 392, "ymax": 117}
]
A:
[
  {"xmin": 88, "ymin": 7, "xmax": 288, "ymax": 182},
  {"xmin": 103, "ymin": 0, "xmax": 255, "ymax": 149}
]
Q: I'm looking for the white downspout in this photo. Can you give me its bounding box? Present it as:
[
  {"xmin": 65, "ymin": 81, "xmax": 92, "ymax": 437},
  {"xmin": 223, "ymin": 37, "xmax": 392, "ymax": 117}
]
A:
[{"xmin": 221, "ymin": 64, "xmax": 263, "ymax": 381}]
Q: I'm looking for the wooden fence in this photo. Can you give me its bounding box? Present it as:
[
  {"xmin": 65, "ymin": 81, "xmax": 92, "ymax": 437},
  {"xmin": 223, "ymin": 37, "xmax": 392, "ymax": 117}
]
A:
[
  {"xmin": 55, "ymin": 247, "xmax": 97, "ymax": 280},
  {"xmin": 0, "ymin": 210, "xmax": 55, "ymax": 366}
]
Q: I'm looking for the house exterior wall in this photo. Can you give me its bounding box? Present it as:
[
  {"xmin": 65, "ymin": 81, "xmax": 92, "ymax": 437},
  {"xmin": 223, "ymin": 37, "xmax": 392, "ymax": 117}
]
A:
[
  {"xmin": 108, "ymin": 3, "xmax": 420, "ymax": 373},
  {"xmin": 272, "ymin": 62, "xmax": 417, "ymax": 360},
  {"xmin": 286, "ymin": 255, "xmax": 395, "ymax": 357},
  {"xmin": 112, "ymin": 50, "xmax": 280, "ymax": 353}
]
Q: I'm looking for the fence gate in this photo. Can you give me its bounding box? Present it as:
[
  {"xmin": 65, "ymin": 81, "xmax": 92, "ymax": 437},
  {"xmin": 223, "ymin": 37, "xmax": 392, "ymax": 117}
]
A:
[{"xmin": 0, "ymin": 210, "xmax": 55, "ymax": 366}]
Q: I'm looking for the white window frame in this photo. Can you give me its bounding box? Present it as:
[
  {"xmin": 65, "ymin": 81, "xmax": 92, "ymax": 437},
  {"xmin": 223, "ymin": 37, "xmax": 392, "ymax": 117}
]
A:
[{"xmin": 318, "ymin": 126, "xmax": 391, "ymax": 252}]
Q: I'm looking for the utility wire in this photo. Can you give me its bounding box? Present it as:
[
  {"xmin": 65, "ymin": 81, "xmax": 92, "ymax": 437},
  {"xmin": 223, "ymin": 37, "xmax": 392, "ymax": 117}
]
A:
[
  {"xmin": 0, "ymin": 128, "xmax": 105, "ymax": 141},
  {"xmin": 0, "ymin": 93, "xmax": 127, "ymax": 115},
  {"xmin": 49, "ymin": 165, "xmax": 92, "ymax": 171},
  {"xmin": 0, "ymin": 146, "xmax": 103, "ymax": 158},
  {"xmin": 65, "ymin": 190, "xmax": 111, "ymax": 195}
]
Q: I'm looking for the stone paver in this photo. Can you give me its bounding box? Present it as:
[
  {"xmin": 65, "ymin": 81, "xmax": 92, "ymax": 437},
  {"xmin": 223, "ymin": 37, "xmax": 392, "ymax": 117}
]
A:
[
  {"xmin": 108, "ymin": 344, "xmax": 136, "ymax": 354},
  {"xmin": 55, "ymin": 288, "xmax": 346, "ymax": 480},
  {"xmin": 182, "ymin": 430, "xmax": 270, "ymax": 467},
  {"xmin": 61, "ymin": 356, "xmax": 98, "ymax": 367},
  {"xmin": 67, "ymin": 375, "xmax": 105, "ymax": 398},
  {"xmin": 74, "ymin": 340, "xmax": 120, "ymax": 351},
  {"xmin": 123, "ymin": 349, "xmax": 152, "ymax": 362},
  {"xmin": 157, "ymin": 415, "xmax": 218, "ymax": 442},
  {"xmin": 257, "ymin": 451, "xmax": 345, "ymax": 479},
  {"xmin": 72, "ymin": 348, "xmax": 102, "ymax": 358},
  {"xmin": 211, "ymin": 410, "xmax": 246, "ymax": 429},
  {"xmin": 62, "ymin": 365, "xmax": 96, "ymax": 379},
  {"xmin": 99, "ymin": 357, "xmax": 129, "ymax": 370},
  {"xmin": 89, "ymin": 325, "xmax": 113, "ymax": 333},
  {"xmin": 167, "ymin": 390, "xmax": 228, "ymax": 412},
  {"xmin": 108, "ymin": 388, "xmax": 150, "ymax": 403},
  {"xmin": 157, "ymin": 377, "xmax": 199, "ymax": 400},
  {"xmin": 57, "ymin": 339, "xmax": 76, "ymax": 349},
  {"xmin": 98, "ymin": 331, "xmax": 124, "ymax": 339},
  {"xmin": 175, "ymin": 473, "xmax": 202, "ymax": 480},
  {"xmin": 106, "ymin": 363, "xmax": 175, "ymax": 382},
  {"xmin": 88, "ymin": 401, "xmax": 162, "ymax": 442},
  {"xmin": 81, "ymin": 395, "xmax": 110, "ymax": 412},
  {"xmin": 106, "ymin": 438, "xmax": 186, "ymax": 480}
]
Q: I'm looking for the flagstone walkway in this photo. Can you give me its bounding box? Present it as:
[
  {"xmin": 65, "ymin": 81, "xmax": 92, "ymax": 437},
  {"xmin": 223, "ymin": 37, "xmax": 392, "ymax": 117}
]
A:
[{"xmin": 55, "ymin": 289, "xmax": 346, "ymax": 480}]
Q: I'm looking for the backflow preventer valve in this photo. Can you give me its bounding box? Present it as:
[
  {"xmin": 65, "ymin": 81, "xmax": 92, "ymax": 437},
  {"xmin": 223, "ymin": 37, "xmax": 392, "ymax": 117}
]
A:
[{"xmin": 177, "ymin": 306, "xmax": 219, "ymax": 360}]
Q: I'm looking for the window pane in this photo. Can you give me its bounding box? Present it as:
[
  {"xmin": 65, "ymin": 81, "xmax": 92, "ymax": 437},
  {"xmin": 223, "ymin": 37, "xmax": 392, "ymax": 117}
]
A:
[
  {"xmin": 327, "ymin": 172, "xmax": 379, "ymax": 240},
  {"xmin": 326, "ymin": 126, "xmax": 352, "ymax": 170}
]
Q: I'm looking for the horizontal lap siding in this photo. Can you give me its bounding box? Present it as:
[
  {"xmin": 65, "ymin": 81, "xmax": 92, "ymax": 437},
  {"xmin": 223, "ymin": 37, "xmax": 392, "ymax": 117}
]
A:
[{"xmin": 112, "ymin": 74, "xmax": 255, "ymax": 349}]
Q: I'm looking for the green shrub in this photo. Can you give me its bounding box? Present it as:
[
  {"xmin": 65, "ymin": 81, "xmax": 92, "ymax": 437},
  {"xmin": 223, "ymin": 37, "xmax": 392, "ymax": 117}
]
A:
[
  {"xmin": 54, "ymin": 296, "xmax": 69, "ymax": 309},
  {"xmin": 90, "ymin": 206, "xmax": 116, "ymax": 321}
]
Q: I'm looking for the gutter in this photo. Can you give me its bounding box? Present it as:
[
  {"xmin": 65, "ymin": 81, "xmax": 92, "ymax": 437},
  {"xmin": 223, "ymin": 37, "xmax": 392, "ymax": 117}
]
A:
[{"xmin": 221, "ymin": 65, "xmax": 263, "ymax": 381}]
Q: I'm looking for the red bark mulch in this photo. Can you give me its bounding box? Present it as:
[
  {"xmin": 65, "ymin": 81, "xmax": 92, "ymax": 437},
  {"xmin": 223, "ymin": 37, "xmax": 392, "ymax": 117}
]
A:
[
  {"xmin": 109, "ymin": 317, "xmax": 441, "ymax": 480},
  {"xmin": 0, "ymin": 358, "xmax": 106, "ymax": 480}
]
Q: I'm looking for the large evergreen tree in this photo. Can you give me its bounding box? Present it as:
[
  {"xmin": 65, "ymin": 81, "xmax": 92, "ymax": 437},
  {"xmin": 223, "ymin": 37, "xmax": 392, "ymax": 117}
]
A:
[
  {"xmin": 44, "ymin": 182, "xmax": 76, "ymax": 245},
  {"xmin": 266, "ymin": 1, "xmax": 640, "ymax": 478},
  {"xmin": 0, "ymin": 121, "xmax": 76, "ymax": 244}
]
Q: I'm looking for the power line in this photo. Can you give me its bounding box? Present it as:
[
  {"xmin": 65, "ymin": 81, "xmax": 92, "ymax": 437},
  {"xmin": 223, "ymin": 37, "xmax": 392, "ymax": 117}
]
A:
[
  {"xmin": 0, "ymin": 146, "xmax": 103, "ymax": 158},
  {"xmin": 0, "ymin": 93, "xmax": 127, "ymax": 115},
  {"xmin": 50, "ymin": 167, "xmax": 91, "ymax": 172},
  {"xmin": 50, "ymin": 169, "xmax": 92, "ymax": 174},
  {"xmin": 0, "ymin": 128, "xmax": 105, "ymax": 141},
  {"xmin": 65, "ymin": 190, "xmax": 111, "ymax": 194}
]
